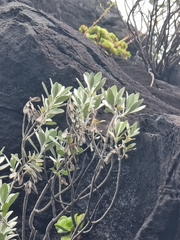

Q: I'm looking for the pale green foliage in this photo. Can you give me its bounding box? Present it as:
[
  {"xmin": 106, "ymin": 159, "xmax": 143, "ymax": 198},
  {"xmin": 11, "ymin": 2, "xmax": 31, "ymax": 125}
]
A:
[
  {"xmin": 0, "ymin": 179, "xmax": 19, "ymax": 240},
  {"xmin": 79, "ymin": 25, "xmax": 131, "ymax": 59},
  {"xmin": 0, "ymin": 72, "xmax": 145, "ymax": 240},
  {"xmin": 55, "ymin": 213, "xmax": 85, "ymax": 240}
]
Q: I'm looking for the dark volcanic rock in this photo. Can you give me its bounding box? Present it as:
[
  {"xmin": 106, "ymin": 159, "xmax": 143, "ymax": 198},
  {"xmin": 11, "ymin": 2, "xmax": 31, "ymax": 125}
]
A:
[
  {"xmin": 0, "ymin": 0, "xmax": 129, "ymax": 39},
  {"xmin": 0, "ymin": 2, "xmax": 180, "ymax": 240},
  {"xmin": 169, "ymin": 65, "xmax": 180, "ymax": 87}
]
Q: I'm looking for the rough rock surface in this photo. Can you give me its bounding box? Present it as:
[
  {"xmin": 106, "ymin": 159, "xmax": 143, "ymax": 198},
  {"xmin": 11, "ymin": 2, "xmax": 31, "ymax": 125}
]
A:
[
  {"xmin": 0, "ymin": 2, "xmax": 180, "ymax": 240},
  {"xmin": 0, "ymin": 0, "xmax": 129, "ymax": 39}
]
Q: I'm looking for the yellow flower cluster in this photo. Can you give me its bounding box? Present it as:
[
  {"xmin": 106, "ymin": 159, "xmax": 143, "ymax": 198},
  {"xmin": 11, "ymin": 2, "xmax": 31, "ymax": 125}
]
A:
[{"xmin": 79, "ymin": 25, "xmax": 131, "ymax": 59}]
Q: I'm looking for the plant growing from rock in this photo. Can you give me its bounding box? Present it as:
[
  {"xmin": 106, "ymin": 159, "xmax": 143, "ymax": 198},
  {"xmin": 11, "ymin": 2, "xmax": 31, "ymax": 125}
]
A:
[
  {"xmin": 0, "ymin": 178, "xmax": 19, "ymax": 240},
  {"xmin": 0, "ymin": 72, "xmax": 145, "ymax": 240},
  {"xmin": 55, "ymin": 213, "xmax": 85, "ymax": 240},
  {"xmin": 79, "ymin": 24, "xmax": 131, "ymax": 59}
]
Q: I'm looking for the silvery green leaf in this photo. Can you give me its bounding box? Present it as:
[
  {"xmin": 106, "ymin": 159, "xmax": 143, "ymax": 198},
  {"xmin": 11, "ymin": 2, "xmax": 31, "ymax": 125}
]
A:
[
  {"xmin": 0, "ymin": 163, "xmax": 9, "ymax": 171},
  {"xmin": 102, "ymin": 100, "xmax": 113, "ymax": 112},
  {"xmin": 126, "ymin": 143, "xmax": 136, "ymax": 151},
  {"xmin": 94, "ymin": 96, "xmax": 102, "ymax": 109},
  {"xmin": 36, "ymin": 131, "xmax": 45, "ymax": 147},
  {"xmin": 6, "ymin": 233, "xmax": 19, "ymax": 240},
  {"xmin": 0, "ymin": 184, "xmax": 9, "ymax": 203},
  {"xmin": 76, "ymin": 77, "xmax": 84, "ymax": 89},
  {"xmin": 116, "ymin": 87, "xmax": 125, "ymax": 102},
  {"xmin": 29, "ymin": 162, "xmax": 43, "ymax": 173},
  {"xmin": 126, "ymin": 92, "xmax": 135, "ymax": 111},
  {"xmin": 55, "ymin": 95, "xmax": 70, "ymax": 104},
  {"xmin": 42, "ymin": 81, "xmax": 49, "ymax": 97},
  {"xmin": 126, "ymin": 99, "xmax": 143, "ymax": 114},
  {"xmin": 94, "ymin": 78, "xmax": 106, "ymax": 92},
  {"xmin": 48, "ymin": 108, "xmax": 64, "ymax": 115},
  {"xmin": 115, "ymin": 120, "xmax": 128, "ymax": 137},
  {"xmin": 128, "ymin": 104, "xmax": 146, "ymax": 114},
  {"xmin": 28, "ymin": 138, "xmax": 39, "ymax": 153},
  {"xmin": 0, "ymin": 156, "xmax": 5, "ymax": 164},
  {"xmin": 5, "ymin": 193, "xmax": 19, "ymax": 208},
  {"xmin": 106, "ymin": 88, "xmax": 114, "ymax": 106},
  {"xmin": 46, "ymin": 128, "xmax": 58, "ymax": 141},
  {"xmin": 110, "ymin": 85, "xmax": 117, "ymax": 96},
  {"xmin": 94, "ymin": 72, "xmax": 102, "ymax": 84},
  {"xmin": 0, "ymin": 233, "xmax": 5, "ymax": 240},
  {"xmin": 59, "ymin": 86, "xmax": 72, "ymax": 96},
  {"xmin": 2, "ymin": 202, "xmax": 9, "ymax": 216},
  {"xmin": 88, "ymin": 73, "xmax": 94, "ymax": 90},
  {"xmin": 4, "ymin": 210, "xmax": 13, "ymax": 219}
]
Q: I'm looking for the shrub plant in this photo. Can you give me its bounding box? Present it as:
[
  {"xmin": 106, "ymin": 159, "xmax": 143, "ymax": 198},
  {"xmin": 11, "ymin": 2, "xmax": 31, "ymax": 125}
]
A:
[
  {"xmin": 79, "ymin": 24, "xmax": 131, "ymax": 59},
  {"xmin": 0, "ymin": 72, "xmax": 145, "ymax": 240},
  {"xmin": 116, "ymin": 0, "xmax": 180, "ymax": 82}
]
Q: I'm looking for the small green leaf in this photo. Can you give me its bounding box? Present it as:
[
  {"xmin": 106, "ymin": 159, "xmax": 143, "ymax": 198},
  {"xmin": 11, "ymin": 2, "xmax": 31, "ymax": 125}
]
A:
[
  {"xmin": 0, "ymin": 183, "xmax": 9, "ymax": 203},
  {"xmin": 129, "ymin": 104, "xmax": 146, "ymax": 114},
  {"xmin": 94, "ymin": 96, "xmax": 102, "ymax": 109},
  {"xmin": 0, "ymin": 233, "xmax": 5, "ymax": 240},
  {"xmin": 52, "ymin": 82, "xmax": 60, "ymax": 98},
  {"xmin": 94, "ymin": 78, "xmax": 106, "ymax": 92},
  {"xmin": 5, "ymin": 233, "xmax": 18, "ymax": 240},
  {"xmin": 75, "ymin": 213, "xmax": 85, "ymax": 230},
  {"xmin": 106, "ymin": 88, "xmax": 114, "ymax": 106},
  {"xmin": 59, "ymin": 86, "xmax": 72, "ymax": 96},
  {"xmin": 78, "ymin": 147, "xmax": 83, "ymax": 154},
  {"xmin": 82, "ymin": 103, "xmax": 89, "ymax": 117},
  {"xmin": 83, "ymin": 72, "xmax": 94, "ymax": 90},
  {"xmin": 126, "ymin": 99, "xmax": 143, "ymax": 114},
  {"xmin": 28, "ymin": 138, "xmax": 39, "ymax": 153},
  {"xmin": 60, "ymin": 170, "xmax": 69, "ymax": 176},
  {"xmin": 102, "ymin": 100, "xmax": 113, "ymax": 112},
  {"xmin": 110, "ymin": 85, "xmax": 117, "ymax": 96},
  {"xmin": 48, "ymin": 108, "xmax": 64, "ymax": 115},
  {"xmin": 55, "ymin": 216, "xmax": 73, "ymax": 233},
  {"xmin": 116, "ymin": 120, "xmax": 128, "ymax": 137},
  {"xmin": 9, "ymin": 154, "xmax": 20, "ymax": 170},
  {"xmin": 39, "ymin": 131, "xmax": 46, "ymax": 147},
  {"xmin": 56, "ymin": 148, "xmax": 65, "ymax": 157},
  {"xmin": 42, "ymin": 82, "xmax": 49, "ymax": 97},
  {"xmin": 126, "ymin": 92, "xmax": 135, "ymax": 111},
  {"xmin": 45, "ymin": 142, "xmax": 56, "ymax": 152},
  {"xmin": 57, "ymin": 229, "xmax": 68, "ymax": 234},
  {"xmin": 61, "ymin": 234, "xmax": 71, "ymax": 240},
  {"xmin": 55, "ymin": 95, "xmax": 70, "ymax": 104},
  {"xmin": 5, "ymin": 193, "xmax": 19, "ymax": 208},
  {"xmin": 45, "ymin": 121, "xmax": 57, "ymax": 125},
  {"xmin": 126, "ymin": 143, "xmax": 136, "ymax": 151},
  {"xmin": 94, "ymin": 72, "xmax": 102, "ymax": 84},
  {"xmin": 115, "ymin": 87, "xmax": 125, "ymax": 104},
  {"xmin": 76, "ymin": 77, "xmax": 84, "ymax": 89},
  {"xmin": 29, "ymin": 162, "xmax": 43, "ymax": 173},
  {"xmin": 0, "ymin": 156, "xmax": 5, "ymax": 164},
  {"xmin": 2, "ymin": 202, "xmax": 10, "ymax": 216},
  {"xmin": 0, "ymin": 147, "xmax": 5, "ymax": 155},
  {"xmin": 0, "ymin": 163, "xmax": 10, "ymax": 171}
]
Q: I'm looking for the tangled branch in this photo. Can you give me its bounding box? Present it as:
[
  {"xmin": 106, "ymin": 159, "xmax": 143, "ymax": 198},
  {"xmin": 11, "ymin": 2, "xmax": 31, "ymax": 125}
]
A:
[{"xmin": 116, "ymin": 0, "xmax": 180, "ymax": 83}]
